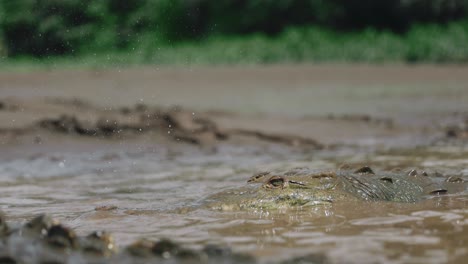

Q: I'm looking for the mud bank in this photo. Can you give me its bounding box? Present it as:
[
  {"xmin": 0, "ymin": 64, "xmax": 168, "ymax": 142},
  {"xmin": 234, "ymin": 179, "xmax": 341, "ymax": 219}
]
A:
[
  {"xmin": 0, "ymin": 98, "xmax": 326, "ymax": 150},
  {"xmin": 0, "ymin": 96, "xmax": 450, "ymax": 151}
]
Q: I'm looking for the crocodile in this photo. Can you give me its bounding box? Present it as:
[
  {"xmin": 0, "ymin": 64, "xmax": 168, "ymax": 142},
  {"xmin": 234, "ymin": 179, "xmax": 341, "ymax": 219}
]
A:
[{"xmin": 206, "ymin": 166, "xmax": 467, "ymax": 210}]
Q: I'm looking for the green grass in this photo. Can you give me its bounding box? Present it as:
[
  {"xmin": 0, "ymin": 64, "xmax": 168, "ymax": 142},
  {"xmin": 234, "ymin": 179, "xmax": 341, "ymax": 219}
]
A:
[{"xmin": 1, "ymin": 20, "xmax": 467, "ymax": 71}]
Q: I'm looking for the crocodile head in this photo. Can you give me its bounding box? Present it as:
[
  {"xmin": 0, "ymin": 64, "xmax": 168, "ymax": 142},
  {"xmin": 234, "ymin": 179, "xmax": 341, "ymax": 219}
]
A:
[
  {"xmin": 208, "ymin": 168, "xmax": 347, "ymax": 210},
  {"xmin": 207, "ymin": 166, "xmax": 466, "ymax": 211}
]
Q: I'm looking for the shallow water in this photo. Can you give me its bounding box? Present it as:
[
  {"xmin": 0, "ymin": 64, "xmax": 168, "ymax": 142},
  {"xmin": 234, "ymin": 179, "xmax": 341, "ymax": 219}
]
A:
[
  {"xmin": 1, "ymin": 65, "xmax": 468, "ymax": 263},
  {"xmin": 1, "ymin": 141, "xmax": 467, "ymax": 263}
]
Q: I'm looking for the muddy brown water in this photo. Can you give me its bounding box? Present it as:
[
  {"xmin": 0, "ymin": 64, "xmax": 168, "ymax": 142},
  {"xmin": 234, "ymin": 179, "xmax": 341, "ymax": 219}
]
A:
[{"xmin": 0, "ymin": 64, "xmax": 467, "ymax": 263}]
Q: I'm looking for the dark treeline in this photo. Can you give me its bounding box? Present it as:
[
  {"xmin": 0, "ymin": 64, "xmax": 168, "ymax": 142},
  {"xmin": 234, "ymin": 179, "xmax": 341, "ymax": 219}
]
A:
[{"xmin": 1, "ymin": 0, "xmax": 467, "ymax": 57}]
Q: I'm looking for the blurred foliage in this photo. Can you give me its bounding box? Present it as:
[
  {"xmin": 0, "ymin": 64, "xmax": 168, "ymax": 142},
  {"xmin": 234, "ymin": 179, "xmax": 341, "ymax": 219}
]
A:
[
  {"xmin": 2, "ymin": 20, "xmax": 467, "ymax": 70},
  {"xmin": 0, "ymin": 0, "xmax": 467, "ymax": 62},
  {"xmin": 146, "ymin": 21, "xmax": 468, "ymax": 64}
]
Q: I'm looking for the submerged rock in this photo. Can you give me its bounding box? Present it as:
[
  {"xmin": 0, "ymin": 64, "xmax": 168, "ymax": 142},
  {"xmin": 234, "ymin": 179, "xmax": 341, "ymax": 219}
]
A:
[{"xmin": 0, "ymin": 213, "xmax": 258, "ymax": 263}]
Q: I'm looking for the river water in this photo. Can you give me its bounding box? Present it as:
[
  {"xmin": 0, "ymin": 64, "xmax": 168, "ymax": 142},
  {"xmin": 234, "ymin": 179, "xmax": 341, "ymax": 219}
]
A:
[
  {"xmin": 0, "ymin": 65, "xmax": 467, "ymax": 263},
  {"xmin": 1, "ymin": 140, "xmax": 467, "ymax": 263}
]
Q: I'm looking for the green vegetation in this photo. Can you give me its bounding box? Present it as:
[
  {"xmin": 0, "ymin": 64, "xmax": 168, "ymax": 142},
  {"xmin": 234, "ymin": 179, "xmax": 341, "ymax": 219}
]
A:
[{"xmin": 1, "ymin": 0, "xmax": 467, "ymax": 68}]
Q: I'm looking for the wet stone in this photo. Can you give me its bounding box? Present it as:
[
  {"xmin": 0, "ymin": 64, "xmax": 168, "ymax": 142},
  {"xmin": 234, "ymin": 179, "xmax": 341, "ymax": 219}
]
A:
[
  {"xmin": 81, "ymin": 231, "xmax": 116, "ymax": 256},
  {"xmin": 151, "ymin": 238, "xmax": 181, "ymax": 257},
  {"xmin": 46, "ymin": 225, "xmax": 77, "ymax": 250},
  {"xmin": 125, "ymin": 239, "xmax": 155, "ymax": 257},
  {"xmin": 24, "ymin": 214, "xmax": 57, "ymax": 237},
  {"xmin": 0, "ymin": 212, "xmax": 260, "ymax": 263},
  {"xmin": 203, "ymin": 244, "xmax": 232, "ymax": 257},
  {"xmin": 202, "ymin": 244, "xmax": 256, "ymax": 263}
]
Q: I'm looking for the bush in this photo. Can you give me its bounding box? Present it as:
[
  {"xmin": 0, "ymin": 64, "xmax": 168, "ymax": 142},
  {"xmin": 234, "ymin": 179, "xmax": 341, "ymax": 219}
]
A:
[
  {"xmin": 155, "ymin": 0, "xmax": 468, "ymax": 37},
  {"xmin": 1, "ymin": 0, "xmax": 104, "ymax": 56},
  {"xmin": 1, "ymin": 0, "xmax": 468, "ymax": 58}
]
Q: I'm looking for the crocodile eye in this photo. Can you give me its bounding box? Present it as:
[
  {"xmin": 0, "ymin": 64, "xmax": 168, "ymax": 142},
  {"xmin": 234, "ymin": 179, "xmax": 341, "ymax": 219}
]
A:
[
  {"xmin": 408, "ymin": 169, "xmax": 418, "ymax": 176},
  {"xmin": 269, "ymin": 177, "xmax": 284, "ymax": 187},
  {"xmin": 264, "ymin": 176, "xmax": 287, "ymax": 189},
  {"xmin": 354, "ymin": 166, "xmax": 375, "ymax": 175}
]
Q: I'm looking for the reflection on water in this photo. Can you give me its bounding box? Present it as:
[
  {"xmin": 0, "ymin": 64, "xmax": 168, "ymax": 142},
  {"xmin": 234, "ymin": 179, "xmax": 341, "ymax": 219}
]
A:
[{"xmin": 0, "ymin": 143, "xmax": 467, "ymax": 263}]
